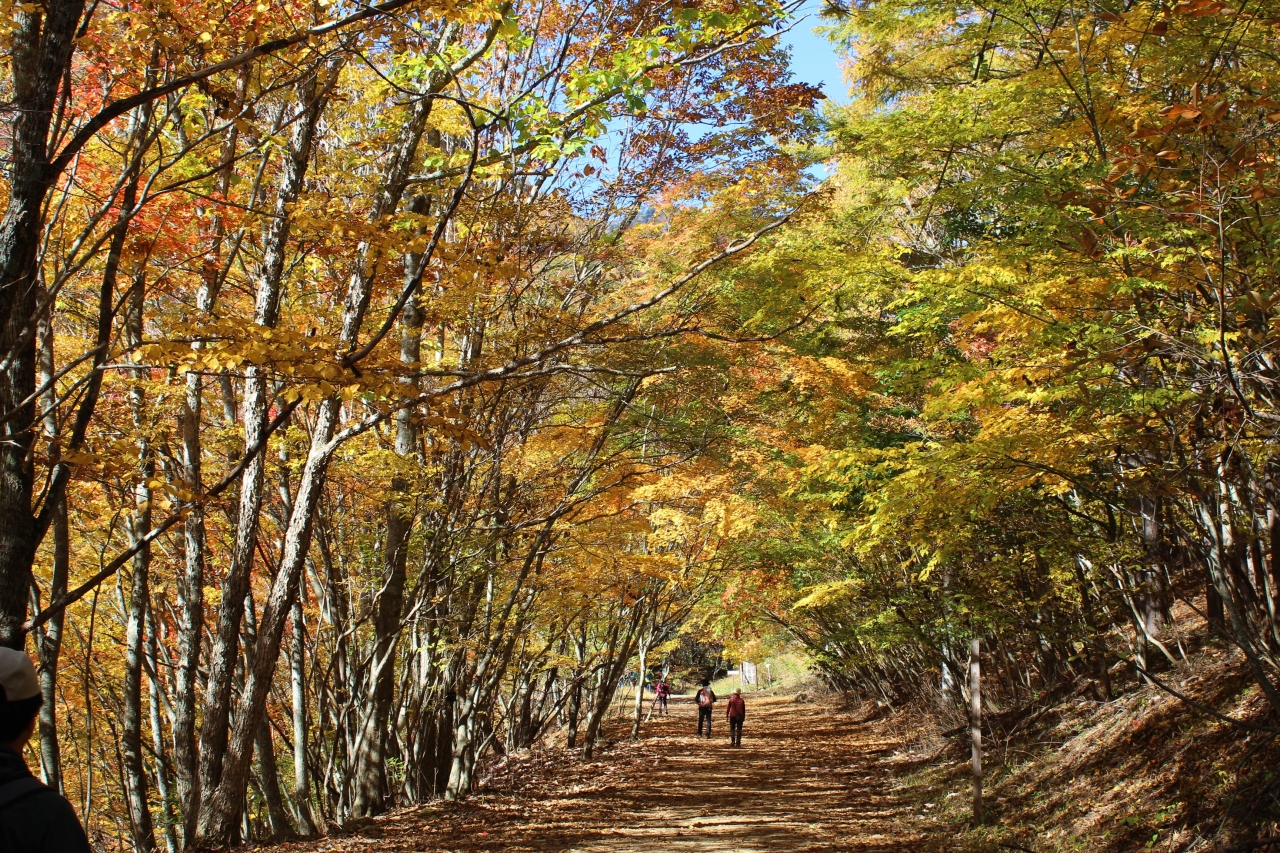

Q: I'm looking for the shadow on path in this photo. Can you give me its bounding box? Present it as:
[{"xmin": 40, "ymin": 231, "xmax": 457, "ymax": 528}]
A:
[
  {"xmin": 268, "ymin": 695, "xmax": 931, "ymax": 853},
  {"xmin": 552, "ymin": 696, "xmax": 925, "ymax": 852}
]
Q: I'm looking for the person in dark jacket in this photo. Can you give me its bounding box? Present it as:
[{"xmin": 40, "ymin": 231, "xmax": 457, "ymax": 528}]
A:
[
  {"xmin": 695, "ymin": 681, "xmax": 716, "ymax": 737},
  {"xmin": 726, "ymin": 689, "xmax": 746, "ymax": 747},
  {"xmin": 0, "ymin": 647, "xmax": 93, "ymax": 852}
]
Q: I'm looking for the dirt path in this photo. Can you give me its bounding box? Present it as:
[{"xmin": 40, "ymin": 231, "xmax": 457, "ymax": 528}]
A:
[{"xmin": 267, "ymin": 695, "xmax": 932, "ymax": 853}]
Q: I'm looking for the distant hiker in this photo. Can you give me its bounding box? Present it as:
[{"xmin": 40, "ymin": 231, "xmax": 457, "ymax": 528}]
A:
[
  {"xmin": 655, "ymin": 679, "xmax": 671, "ymax": 716},
  {"xmin": 727, "ymin": 689, "xmax": 746, "ymax": 747},
  {"xmin": 695, "ymin": 681, "xmax": 716, "ymax": 736},
  {"xmin": 0, "ymin": 648, "xmax": 92, "ymax": 852}
]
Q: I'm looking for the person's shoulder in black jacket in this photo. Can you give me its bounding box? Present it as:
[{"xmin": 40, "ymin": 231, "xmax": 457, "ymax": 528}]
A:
[{"xmin": 0, "ymin": 647, "xmax": 92, "ymax": 852}]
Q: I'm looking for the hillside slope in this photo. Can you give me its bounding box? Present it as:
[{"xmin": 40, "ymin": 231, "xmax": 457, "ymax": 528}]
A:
[{"xmin": 890, "ymin": 643, "xmax": 1279, "ymax": 852}]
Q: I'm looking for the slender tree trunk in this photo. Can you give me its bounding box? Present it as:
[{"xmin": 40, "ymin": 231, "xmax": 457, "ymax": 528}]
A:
[
  {"xmin": 1137, "ymin": 495, "xmax": 1166, "ymax": 670},
  {"xmin": 1267, "ymin": 459, "xmax": 1280, "ymax": 620},
  {"xmin": 435, "ymin": 693, "xmax": 455, "ymax": 797},
  {"xmin": 631, "ymin": 633, "xmax": 650, "ymax": 740},
  {"xmin": 566, "ymin": 679, "xmax": 582, "ymax": 750},
  {"xmin": 147, "ymin": 609, "xmax": 180, "ymax": 853},
  {"xmin": 1207, "ymin": 573, "xmax": 1226, "ymax": 636},
  {"xmin": 581, "ymin": 669, "xmax": 609, "ymax": 760},
  {"xmin": 123, "ymin": 267, "xmax": 158, "ymax": 853},
  {"xmin": 1073, "ymin": 555, "xmax": 1112, "ymax": 700},
  {"xmin": 582, "ymin": 622, "xmax": 640, "ymax": 760},
  {"xmin": 290, "ymin": 600, "xmax": 318, "ymax": 834},
  {"xmin": 351, "ymin": 195, "xmax": 428, "ymax": 816},
  {"xmin": 1199, "ymin": 465, "xmax": 1280, "ymax": 713},
  {"xmin": 444, "ymin": 701, "xmax": 478, "ymax": 802},
  {"xmin": 35, "ymin": 302, "xmax": 65, "ymax": 790},
  {"xmin": 255, "ymin": 718, "xmax": 294, "ymax": 839},
  {"xmin": 969, "ymin": 637, "xmax": 983, "ymax": 826},
  {"xmin": 175, "ymin": 64, "xmax": 247, "ymax": 827},
  {"xmin": 175, "ymin": 377, "xmax": 204, "ymax": 821},
  {"xmin": 123, "ymin": 491, "xmax": 158, "ymax": 852}
]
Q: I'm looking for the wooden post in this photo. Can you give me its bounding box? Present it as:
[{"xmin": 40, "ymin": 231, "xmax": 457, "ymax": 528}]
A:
[{"xmin": 969, "ymin": 637, "xmax": 983, "ymax": 824}]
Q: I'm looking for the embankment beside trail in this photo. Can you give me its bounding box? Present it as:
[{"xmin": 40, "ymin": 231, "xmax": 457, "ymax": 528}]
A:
[{"xmin": 883, "ymin": 639, "xmax": 1279, "ymax": 853}]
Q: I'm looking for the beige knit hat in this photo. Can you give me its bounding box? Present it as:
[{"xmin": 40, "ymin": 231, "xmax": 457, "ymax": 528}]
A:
[{"xmin": 0, "ymin": 648, "xmax": 40, "ymax": 703}]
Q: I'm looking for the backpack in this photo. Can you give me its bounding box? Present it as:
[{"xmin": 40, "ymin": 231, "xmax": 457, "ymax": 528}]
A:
[
  {"xmin": 697, "ymin": 688, "xmax": 714, "ymax": 707},
  {"xmin": 0, "ymin": 776, "xmax": 47, "ymax": 812}
]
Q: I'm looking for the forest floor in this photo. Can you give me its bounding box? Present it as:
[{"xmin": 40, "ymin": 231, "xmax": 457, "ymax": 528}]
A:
[{"xmin": 256, "ymin": 643, "xmax": 1279, "ymax": 853}]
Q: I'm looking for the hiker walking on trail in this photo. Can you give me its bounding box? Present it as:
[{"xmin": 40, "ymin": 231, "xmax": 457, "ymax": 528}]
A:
[
  {"xmin": 655, "ymin": 679, "xmax": 671, "ymax": 716},
  {"xmin": 727, "ymin": 689, "xmax": 746, "ymax": 747},
  {"xmin": 696, "ymin": 681, "xmax": 716, "ymax": 736},
  {"xmin": 0, "ymin": 648, "xmax": 92, "ymax": 852}
]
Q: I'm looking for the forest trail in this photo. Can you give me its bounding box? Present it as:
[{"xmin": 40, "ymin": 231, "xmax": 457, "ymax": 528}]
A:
[{"xmin": 271, "ymin": 695, "xmax": 933, "ymax": 853}]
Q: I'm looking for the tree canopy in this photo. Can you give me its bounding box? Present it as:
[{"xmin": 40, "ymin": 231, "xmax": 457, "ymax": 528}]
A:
[{"xmin": 1, "ymin": 0, "xmax": 1277, "ymax": 847}]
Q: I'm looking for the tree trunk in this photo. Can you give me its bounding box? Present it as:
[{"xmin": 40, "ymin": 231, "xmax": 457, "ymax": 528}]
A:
[
  {"xmin": 36, "ymin": 489, "xmax": 67, "ymax": 789},
  {"xmin": 255, "ymin": 719, "xmax": 294, "ymax": 839},
  {"xmin": 147, "ymin": 609, "xmax": 180, "ymax": 853},
  {"xmin": 580, "ymin": 670, "xmax": 609, "ymax": 761},
  {"xmin": 444, "ymin": 705, "xmax": 478, "ymax": 802},
  {"xmin": 1267, "ymin": 458, "xmax": 1280, "ymax": 620},
  {"xmin": 35, "ymin": 302, "xmax": 65, "ymax": 790},
  {"xmin": 1137, "ymin": 495, "xmax": 1166, "ymax": 670},
  {"xmin": 566, "ymin": 626, "xmax": 587, "ymax": 749},
  {"xmin": 630, "ymin": 635, "xmax": 650, "ymax": 740},
  {"xmin": 351, "ymin": 196, "xmax": 428, "ymax": 816},
  {"xmin": 0, "ymin": 0, "xmax": 88, "ymax": 649},
  {"xmin": 123, "ymin": 268, "xmax": 158, "ymax": 853},
  {"xmin": 175, "ymin": 62, "xmax": 247, "ymax": 828},
  {"xmin": 194, "ymin": 397, "xmax": 339, "ymax": 845},
  {"xmin": 175, "ymin": 379, "xmax": 204, "ymax": 823},
  {"xmin": 290, "ymin": 600, "xmax": 318, "ymax": 834},
  {"xmin": 123, "ymin": 505, "xmax": 158, "ymax": 852},
  {"xmin": 566, "ymin": 680, "xmax": 582, "ymax": 750},
  {"xmin": 968, "ymin": 637, "xmax": 983, "ymax": 826},
  {"xmin": 1072, "ymin": 555, "xmax": 1112, "ymax": 700},
  {"xmin": 435, "ymin": 694, "xmax": 455, "ymax": 798},
  {"xmin": 1207, "ymin": 574, "xmax": 1226, "ymax": 637},
  {"xmin": 196, "ymin": 72, "xmax": 333, "ymax": 828}
]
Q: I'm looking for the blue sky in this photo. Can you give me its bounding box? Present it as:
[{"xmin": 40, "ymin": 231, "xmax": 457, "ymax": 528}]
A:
[{"xmin": 778, "ymin": 1, "xmax": 849, "ymax": 106}]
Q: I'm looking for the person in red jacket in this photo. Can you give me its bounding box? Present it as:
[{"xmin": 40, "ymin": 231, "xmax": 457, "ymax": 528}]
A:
[
  {"xmin": 655, "ymin": 679, "xmax": 670, "ymax": 716},
  {"xmin": 726, "ymin": 689, "xmax": 746, "ymax": 747}
]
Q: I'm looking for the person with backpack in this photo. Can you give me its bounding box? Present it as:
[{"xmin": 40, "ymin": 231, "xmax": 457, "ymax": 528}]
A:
[
  {"xmin": 726, "ymin": 688, "xmax": 747, "ymax": 747},
  {"xmin": 655, "ymin": 678, "xmax": 670, "ymax": 716},
  {"xmin": 695, "ymin": 681, "xmax": 716, "ymax": 736},
  {"xmin": 0, "ymin": 647, "xmax": 93, "ymax": 851}
]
